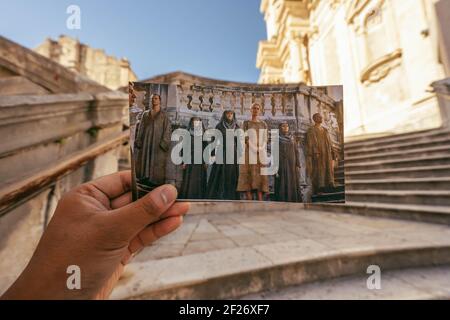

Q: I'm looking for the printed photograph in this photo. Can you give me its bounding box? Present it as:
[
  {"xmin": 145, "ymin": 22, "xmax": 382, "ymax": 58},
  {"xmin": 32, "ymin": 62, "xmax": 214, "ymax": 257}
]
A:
[{"xmin": 129, "ymin": 81, "xmax": 344, "ymax": 203}]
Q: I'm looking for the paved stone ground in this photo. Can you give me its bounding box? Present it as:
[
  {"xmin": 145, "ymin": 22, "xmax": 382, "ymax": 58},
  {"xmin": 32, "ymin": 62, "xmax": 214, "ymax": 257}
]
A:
[
  {"xmin": 111, "ymin": 206, "xmax": 450, "ymax": 299},
  {"xmin": 133, "ymin": 209, "xmax": 450, "ymax": 263}
]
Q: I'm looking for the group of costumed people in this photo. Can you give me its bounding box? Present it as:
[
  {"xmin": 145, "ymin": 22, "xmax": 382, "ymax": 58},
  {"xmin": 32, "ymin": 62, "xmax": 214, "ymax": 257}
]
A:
[{"xmin": 131, "ymin": 90, "xmax": 336, "ymax": 202}]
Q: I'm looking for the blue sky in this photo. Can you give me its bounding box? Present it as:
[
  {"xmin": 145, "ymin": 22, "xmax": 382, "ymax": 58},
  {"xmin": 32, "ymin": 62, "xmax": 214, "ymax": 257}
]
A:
[{"xmin": 0, "ymin": 0, "xmax": 267, "ymax": 82}]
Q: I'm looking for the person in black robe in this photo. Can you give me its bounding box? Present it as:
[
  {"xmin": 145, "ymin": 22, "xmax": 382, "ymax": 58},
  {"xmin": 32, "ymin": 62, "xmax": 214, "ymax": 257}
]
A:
[
  {"xmin": 207, "ymin": 110, "xmax": 240, "ymax": 200},
  {"xmin": 179, "ymin": 117, "xmax": 207, "ymax": 199},
  {"xmin": 275, "ymin": 122, "xmax": 301, "ymax": 202}
]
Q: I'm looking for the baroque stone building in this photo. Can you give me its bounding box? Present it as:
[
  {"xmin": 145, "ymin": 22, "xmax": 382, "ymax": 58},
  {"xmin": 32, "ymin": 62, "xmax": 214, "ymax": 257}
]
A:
[
  {"xmin": 36, "ymin": 35, "xmax": 137, "ymax": 90},
  {"xmin": 257, "ymin": 0, "xmax": 450, "ymax": 137}
]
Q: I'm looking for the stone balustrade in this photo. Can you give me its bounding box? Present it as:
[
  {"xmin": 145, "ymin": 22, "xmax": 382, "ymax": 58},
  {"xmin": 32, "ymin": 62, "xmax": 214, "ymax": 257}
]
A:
[{"xmin": 171, "ymin": 83, "xmax": 341, "ymax": 146}]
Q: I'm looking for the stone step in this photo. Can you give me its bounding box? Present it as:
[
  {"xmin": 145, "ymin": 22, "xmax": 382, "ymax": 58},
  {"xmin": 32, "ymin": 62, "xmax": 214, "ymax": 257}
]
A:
[
  {"xmin": 345, "ymin": 144, "xmax": 450, "ymax": 164},
  {"xmin": 111, "ymin": 243, "xmax": 450, "ymax": 300},
  {"xmin": 346, "ymin": 177, "xmax": 450, "ymax": 191},
  {"xmin": 110, "ymin": 209, "xmax": 450, "ymax": 300},
  {"xmin": 346, "ymin": 190, "xmax": 450, "ymax": 207},
  {"xmin": 345, "ymin": 154, "xmax": 450, "ymax": 172},
  {"xmin": 346, "ymin": 164, "xmax": 450, "ymax": 180},
  {"xmin": 188, "ymin": 201, "xmax": 306, "ymax": 215},
  {"xmin": 111, "ymin": 245, "xmax": 450, "ymax": 300},
  {"xmin": 240, "ymin": 265, "xmax": 450, "ymax": 300},
  {"xmin": 345, "ymin": 129, "xmax": 450, "ymax": 152},
  {"xmin": 317, "ymin": 199, "xmax": 346, "ymax": 204},
  {"xmin": 345, "ymin": 136, "xmax": 450, "ymax": 158},
  {"xmin": 312, "ymin": 190, "xmax": 345, "ymax": 203},
  {"xmin": 305, "ymin": 202, "xmax": 450, "ymax": 225}
]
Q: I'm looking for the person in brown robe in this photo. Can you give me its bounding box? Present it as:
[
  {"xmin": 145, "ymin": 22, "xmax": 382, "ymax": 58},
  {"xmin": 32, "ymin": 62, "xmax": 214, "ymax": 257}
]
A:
[
  {"xmin": 179, "ymin": 117, "xmax": 207, "ymax": 199},
  {"xmin": 207, "ymin": 110, "xmax": 240, "ymax": 200},
  {"xmin": 134, "ymin": 94, "xmax": 172, "ymax": 198},
  {"xmin": 236, "ymin": 103, "xmax": 269, "ymax": 201},
  {"xmin": 305, "ymin": 113, "xmax": 336, "ymax": 195},
  {"xmin": 275, "ymin": 122, "xmax": 301, "ymax": 202}
]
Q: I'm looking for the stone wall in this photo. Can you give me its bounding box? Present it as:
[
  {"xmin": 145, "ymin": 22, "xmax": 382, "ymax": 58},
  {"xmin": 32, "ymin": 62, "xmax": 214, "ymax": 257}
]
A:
[
  {"xmin": 0, "ymin": 90, "xmax": 128, "ymax": 295},
  {"xmin": 36, "ymin": 35, "xmax": 137, "ymax": 90}
]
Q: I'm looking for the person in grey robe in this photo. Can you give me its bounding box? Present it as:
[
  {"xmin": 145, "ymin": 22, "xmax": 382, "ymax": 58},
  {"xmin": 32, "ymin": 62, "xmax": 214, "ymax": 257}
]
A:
[
  {"xmin": 207, "ymin": 110, "xmax": 240, "ymax": 200},
  {"xmin": 179, "ymin": 117, "xmax": 208, "ymax": 199},
  {"xmin": 134, "ymin": 93, "xmax": 171, "ymax": 198},
  {"xmin": 275, "ymin": 122, "xmax": 301, "ymax": 202}
]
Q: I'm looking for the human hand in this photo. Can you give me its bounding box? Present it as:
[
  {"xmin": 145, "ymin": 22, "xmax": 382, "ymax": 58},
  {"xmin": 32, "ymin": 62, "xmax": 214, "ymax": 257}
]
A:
[{"xmin": 1, "ymin": 171, "xmax": 189, "ymax": 300}]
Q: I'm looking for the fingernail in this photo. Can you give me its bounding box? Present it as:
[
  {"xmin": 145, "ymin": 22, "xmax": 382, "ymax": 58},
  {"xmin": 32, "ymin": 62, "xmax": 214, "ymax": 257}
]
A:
[{"xmin": 161, "ymin": 185, "xmax": 177, "ymax": 205}]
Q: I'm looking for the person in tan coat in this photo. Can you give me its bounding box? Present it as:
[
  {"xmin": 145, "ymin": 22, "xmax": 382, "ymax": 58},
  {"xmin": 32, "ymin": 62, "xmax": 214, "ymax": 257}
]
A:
[{"xmin": 305, "ymin": 113, "xmax": 336, "ymax": 195}]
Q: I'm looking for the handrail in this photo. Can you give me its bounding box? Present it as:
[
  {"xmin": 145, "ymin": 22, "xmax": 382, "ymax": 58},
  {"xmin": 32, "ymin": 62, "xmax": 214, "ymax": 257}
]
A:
[{"xmin": 0, "ymin": 131, "xmax": 129, "ymax": 217}]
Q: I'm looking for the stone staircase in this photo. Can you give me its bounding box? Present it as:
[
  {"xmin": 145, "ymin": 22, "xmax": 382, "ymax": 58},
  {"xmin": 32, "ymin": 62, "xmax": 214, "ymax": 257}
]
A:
[
  {"xmin": 240, "ymin": 265, "xmax": 450, "ymax": 300},
  {"xmin": 111, "ymin": 205, "xmax": 450, "ymax": 300},
  {"xmin": 306, "ymin": 128, "xmax": 450, "ymax": 225}
]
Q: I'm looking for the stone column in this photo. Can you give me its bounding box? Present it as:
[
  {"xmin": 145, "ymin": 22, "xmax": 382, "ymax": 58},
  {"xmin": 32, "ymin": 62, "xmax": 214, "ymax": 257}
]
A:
[
  {"xmin": 212, "ymin": 89, "xmax": 223, "ymax": 114},
  {"xmin": 287, "ymin": 31, "xmax": 307, "ymax": 83},
  {"xmin": 242, "ymin": 92, "xmax": 253, "ymax": 116}
]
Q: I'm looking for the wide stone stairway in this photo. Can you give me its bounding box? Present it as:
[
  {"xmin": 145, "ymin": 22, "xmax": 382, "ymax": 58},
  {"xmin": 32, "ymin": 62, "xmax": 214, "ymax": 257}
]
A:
[
  {"xmin": 307, "ymin": 128, "xmax": 450, "ymax": 225},
  {"xmin": 111, "ymin": 128, "xmax": 450, "ymax": 300}
]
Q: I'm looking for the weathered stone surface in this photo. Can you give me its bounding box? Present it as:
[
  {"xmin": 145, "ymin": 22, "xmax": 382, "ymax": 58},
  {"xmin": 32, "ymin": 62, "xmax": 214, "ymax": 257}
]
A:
[
  {"xmin": 0, "ymin": 35, "xmax": 108, "ymax": 94},
  {"xmin": 109, "ymin": 208, "xmax": 450, "ymax": 300},
  {"xmin": 240, "ymin": 265, "xmax": 450, "ymax": 300},
  {"xmin": 35, "ymin": 35, "xmax": 137, "ymax": 90},
  {"xmin": 0, "ymin": 35, "xmax": 128, "ymax": 298},
  {"xmin": 0, "ymin": 76, "xmax": 50, "ymax": 96}
]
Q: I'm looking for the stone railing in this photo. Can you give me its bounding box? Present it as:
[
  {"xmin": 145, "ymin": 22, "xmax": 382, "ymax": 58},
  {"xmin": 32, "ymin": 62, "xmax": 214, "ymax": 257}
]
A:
[
  {"xmin": 0, "ymin": 91, "xmax": 128, "ymax": 295},
  {"xmin": 172, "ymin": 83, "xmax": 342, "ymax": 145},
  {"xmin": 0, "ymin": 91, "xmax": 127, "ymax": 186}
]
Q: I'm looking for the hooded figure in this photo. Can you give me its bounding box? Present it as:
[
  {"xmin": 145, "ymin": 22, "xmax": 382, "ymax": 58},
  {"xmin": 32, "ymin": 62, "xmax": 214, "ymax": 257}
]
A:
[
  {"xmin": 179, "ymin": 117, "xmax": 208, "ymax": 199},
  {"xmin": 275, "ymin": 122, "xmax": 301, "ymax": 202},
  {"xmin": 207, "ymin": 110, "xmax": 240, "ymax": 200}
]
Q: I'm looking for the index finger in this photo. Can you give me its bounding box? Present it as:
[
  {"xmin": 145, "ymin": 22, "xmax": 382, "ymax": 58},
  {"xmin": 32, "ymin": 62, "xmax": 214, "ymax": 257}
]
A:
[{"xmin": 90, "ymin": 170, "xmax": 132, "ymax": 199}]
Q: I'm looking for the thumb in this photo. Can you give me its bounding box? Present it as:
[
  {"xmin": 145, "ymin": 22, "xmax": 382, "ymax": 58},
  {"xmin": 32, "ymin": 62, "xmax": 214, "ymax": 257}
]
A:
[{"xmin": 111, "ymin": 184, "xmax": 178, "ymax": 238}]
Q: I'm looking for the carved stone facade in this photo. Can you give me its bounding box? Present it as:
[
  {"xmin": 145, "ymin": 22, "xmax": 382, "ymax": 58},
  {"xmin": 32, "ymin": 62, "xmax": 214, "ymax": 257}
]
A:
[
  {"xmin": 36, "ymin": 35, "xmax": 137, "ymax": 90},
  {"xmin": 257, "ymin": 0, "xmax": 450, "ymax": 137}
]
